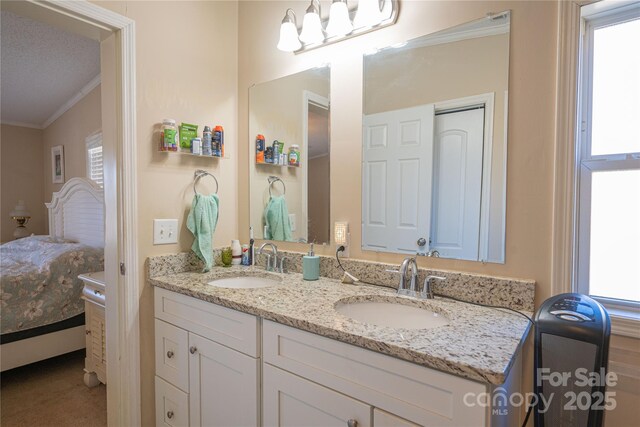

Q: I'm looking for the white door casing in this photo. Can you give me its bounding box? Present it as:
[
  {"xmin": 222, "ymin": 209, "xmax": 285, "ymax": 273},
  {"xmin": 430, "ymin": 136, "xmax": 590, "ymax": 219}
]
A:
[
  {"xmin": 430, "ymin": 108, "xmax": 485, "ymax": 260},
  {"xmin": 362, "ymin": 104, "xmax": 435, "ymax": 254}
]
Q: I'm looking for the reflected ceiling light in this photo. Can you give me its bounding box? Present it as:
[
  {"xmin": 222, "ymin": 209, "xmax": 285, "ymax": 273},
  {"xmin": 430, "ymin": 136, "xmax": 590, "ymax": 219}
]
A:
[
  {"xmin": 277, "ymin": 8, "xmax": 302, "ymax": 52},
  {"xmin": 300, "ymin": 0, "xmax": 325, "ymax": 45},
  {"xmin": 354, "ymin": 0, "xmax": 383, "ymax": 29},
  {"xmin": 326, "ymin": 0, "xmax": 353, "ymax": 38}
]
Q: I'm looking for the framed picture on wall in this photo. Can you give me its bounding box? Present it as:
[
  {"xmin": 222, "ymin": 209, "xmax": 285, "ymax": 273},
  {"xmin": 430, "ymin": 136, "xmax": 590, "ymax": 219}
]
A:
[{"xmin": 51, "ymin": 145, "xmax": 65, "ymax": 184}]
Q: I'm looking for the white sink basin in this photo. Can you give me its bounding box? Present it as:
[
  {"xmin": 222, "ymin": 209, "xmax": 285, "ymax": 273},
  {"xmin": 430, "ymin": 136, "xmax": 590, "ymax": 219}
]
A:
[
  {"xmin": 335, "ymin": 300, "xmax": 449, "ymax": 330},
  {"xmin": 207, "ymin": 276, "xmax": 279, "ymax": 289}
]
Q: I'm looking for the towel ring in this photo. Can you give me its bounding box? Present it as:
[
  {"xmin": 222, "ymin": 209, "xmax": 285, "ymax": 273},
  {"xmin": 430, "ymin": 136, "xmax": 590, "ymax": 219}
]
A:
[
  {"xmin": 193, "ymin": 169, "xmax": 218, "ymax": 195},
  {"xmin": 268, "ymin": 176, "xmax": 286, "ymax": 197}
]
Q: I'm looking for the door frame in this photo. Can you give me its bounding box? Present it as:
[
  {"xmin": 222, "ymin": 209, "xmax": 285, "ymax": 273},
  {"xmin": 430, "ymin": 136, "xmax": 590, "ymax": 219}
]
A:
[
  {"xmin": 22, "ymin": 1, "xmax": 140, "ymax": 425},
  {"xmin": 434, "ymin": 92, "xmax": 496, "ymax": 262}
]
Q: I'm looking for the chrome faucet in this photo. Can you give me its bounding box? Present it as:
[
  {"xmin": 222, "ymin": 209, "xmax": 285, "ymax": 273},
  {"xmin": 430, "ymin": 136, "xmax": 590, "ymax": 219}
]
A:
[
  {"xmin": 387, "ymin": 257, "xmax": 419, "ymax": 297},
  {"xmin": 421, "ymin": 275, "xmax": 446, "ymax": 299},
  {"xmin": 257, "ymin": 242, "xmax": 278, "ymax": 271}
]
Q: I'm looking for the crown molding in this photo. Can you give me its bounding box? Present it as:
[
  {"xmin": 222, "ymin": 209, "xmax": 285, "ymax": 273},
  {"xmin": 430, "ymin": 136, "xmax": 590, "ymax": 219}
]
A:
[
  {"xmin": 0, "ymin": 120, "xmax": 43, "ymax": 130},
  {"xmin": 41, "ymin": 73, "xmax": 101, "ymax": 129}
]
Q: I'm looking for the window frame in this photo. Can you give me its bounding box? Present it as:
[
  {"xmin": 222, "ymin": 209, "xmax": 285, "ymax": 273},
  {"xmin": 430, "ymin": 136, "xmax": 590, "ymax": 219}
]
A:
[
  {"xmin": 86, "ymin": 130, "xmax": 103, "ymax": 188},
  {"xmin": 575, "ymin": 4, "xmax": 640, "ymax": 313}
]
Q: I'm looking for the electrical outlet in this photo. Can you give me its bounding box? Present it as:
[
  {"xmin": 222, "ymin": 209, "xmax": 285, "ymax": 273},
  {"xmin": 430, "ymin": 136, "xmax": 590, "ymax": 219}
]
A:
[{"xmin": 153, "ymin": 219, "xmax": 178, "ymax": 245}]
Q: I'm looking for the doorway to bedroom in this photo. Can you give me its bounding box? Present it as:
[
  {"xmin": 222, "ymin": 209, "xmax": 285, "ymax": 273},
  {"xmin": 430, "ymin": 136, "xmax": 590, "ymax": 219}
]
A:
[{"xmin": 0, "ymin": 1, "xmax": 139, "ymax": 425}]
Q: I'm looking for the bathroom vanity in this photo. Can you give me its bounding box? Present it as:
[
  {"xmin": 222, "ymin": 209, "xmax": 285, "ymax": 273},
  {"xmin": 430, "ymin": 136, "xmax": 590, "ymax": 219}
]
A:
[{"xmin": 150, "ymin": 263, "xmax": 532, "ymax": 427}]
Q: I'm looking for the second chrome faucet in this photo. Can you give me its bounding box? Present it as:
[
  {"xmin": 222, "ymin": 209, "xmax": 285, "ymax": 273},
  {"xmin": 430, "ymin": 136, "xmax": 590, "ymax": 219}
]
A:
[{"xmin": 387, "ymin": 257, "xmax": 446, "ymax": 299}]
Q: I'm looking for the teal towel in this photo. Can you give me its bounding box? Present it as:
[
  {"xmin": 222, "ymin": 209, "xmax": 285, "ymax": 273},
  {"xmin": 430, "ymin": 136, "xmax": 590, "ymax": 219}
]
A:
[
  {"xmin": 263, "ymin": 195, "xmax": 293, "ymax": 241},
  {"xmin": 187, "ymin": 194, "xmax": 219, "ymax": 272}
]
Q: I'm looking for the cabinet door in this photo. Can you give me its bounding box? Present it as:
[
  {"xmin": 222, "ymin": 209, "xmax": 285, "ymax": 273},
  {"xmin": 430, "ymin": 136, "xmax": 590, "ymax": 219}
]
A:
[
  {"xmin": 156, "ymin": 376, "xmax": 189, "ymax": 427},
  {"xmin": 263, "ymin": 364, "xmax": 371, "ymax": 427},
  {"xmin": 188, "ymin": 332, "xmax": 259, "ymax": 427},
  {"xmin": 373, "ymin": 408, "xmax": 420, "ymax": 427}
]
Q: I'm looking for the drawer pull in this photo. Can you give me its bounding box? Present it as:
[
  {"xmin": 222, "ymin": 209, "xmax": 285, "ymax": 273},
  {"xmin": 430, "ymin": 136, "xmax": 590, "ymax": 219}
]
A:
[
  {"xmin": 167, "ymin": 411, "xmax": 174, "ymax": 419},
  {"xmin": 347, "ymin": 420, "xmax": 357, "ymax": 427},
  {"xmin": 189, "ymin": 346, "xmax": 198, "ymax": 354},
  {"xmin": 166, "ymin": 350, "xmax": 174, "ymax": 359}
]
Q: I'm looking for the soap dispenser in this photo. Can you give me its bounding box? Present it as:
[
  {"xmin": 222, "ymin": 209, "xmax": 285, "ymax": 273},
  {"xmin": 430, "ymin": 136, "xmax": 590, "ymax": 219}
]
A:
[{"xmin": 302, "ymin": 243, "xmax": 320, "ymax": 281}]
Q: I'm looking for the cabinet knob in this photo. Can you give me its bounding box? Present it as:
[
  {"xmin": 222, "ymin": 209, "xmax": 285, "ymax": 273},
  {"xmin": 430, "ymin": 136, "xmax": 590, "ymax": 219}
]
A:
[
  {"xmin": 166, "ymin": 350, "xmax": 174, "ymax": 359},
  {"xmin": 167, "ymin": 411, "xmax": 174, "ymax": 419},
  {"xmin": 347, "ymin": 419, "xmax": 357, "ymax": 427},
  {"xmin": 86, "ymin": 330, "xmax": 91, "ymax": 335},
  {"xmin": 94, "ymin": 290, "xmax": 102, "ymax": 296},
  {"xmin": 189, "ymin": 346, "xmax": 198, "ymax": 354}
]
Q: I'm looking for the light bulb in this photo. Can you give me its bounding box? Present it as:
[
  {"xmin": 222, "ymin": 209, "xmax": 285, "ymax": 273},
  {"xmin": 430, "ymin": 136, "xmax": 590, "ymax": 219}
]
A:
[
  {"xmin": 277, "ymin": 9, "xmax": 301, "ymax": 52},
  {"xmin": 354, "ymin": 0, "xmax": 383, "ymax": 29},
  {"xmin": 299, "ymin": 1, "xmax": 325, "ymax": 45},
  {"xmin": 326, "ymin": 0, "xmax": 353, "ymax": 38}
]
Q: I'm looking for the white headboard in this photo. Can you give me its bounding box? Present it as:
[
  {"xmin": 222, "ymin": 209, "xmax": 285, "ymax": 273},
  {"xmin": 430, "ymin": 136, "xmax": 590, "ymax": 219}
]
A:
[{"xmin": 45, "ymin": 177, "xmax": 105, "ymax": 248}]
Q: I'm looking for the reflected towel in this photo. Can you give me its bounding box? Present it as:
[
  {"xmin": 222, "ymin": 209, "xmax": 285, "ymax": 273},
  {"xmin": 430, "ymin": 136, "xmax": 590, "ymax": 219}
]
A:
[
  {"xmin": 187, "ymin": 194, "xmax": 219, "ymax": 272},
  {"xmin": 263, "ymin": 195, "xmax": 293, "ymax": 242}
]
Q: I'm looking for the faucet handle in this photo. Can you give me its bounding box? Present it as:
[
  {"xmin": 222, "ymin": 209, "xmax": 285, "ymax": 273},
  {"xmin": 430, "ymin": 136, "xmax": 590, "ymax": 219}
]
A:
[
  {"xmin": 421, "ymin": 275, "xmax": 446, "ymax": 299},
  {"xmin": 278, "ymin": 256, "xmax": 289, "ymax": 274}
]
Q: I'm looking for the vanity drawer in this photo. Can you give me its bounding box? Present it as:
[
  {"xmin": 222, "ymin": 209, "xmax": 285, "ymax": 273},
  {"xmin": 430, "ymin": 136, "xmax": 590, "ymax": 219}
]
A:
[
  {"xmin": 155, "ymin": 376, "xmax": 189, "ymax": 427},
  {"xmin": 154, "ymin": 287, "xmax": 259, "ymax": 357},
  {"xmin": 155, "ymin": 319, "xmax": 189, "ymax": 392},
  {"xmin": 263, "ymin": 320, "xmax": 487, "ymax": 426}
]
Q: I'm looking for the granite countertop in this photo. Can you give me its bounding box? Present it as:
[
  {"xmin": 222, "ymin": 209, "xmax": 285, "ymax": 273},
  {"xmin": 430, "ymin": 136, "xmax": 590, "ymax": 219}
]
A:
[{"xmin": 149, "ymin": 266, "xmax": 532, "ymax": 385}]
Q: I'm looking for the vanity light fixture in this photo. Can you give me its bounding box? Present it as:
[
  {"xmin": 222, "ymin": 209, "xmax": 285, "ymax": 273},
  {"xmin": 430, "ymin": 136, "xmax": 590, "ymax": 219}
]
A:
[
  {"xmin": 299, "ymin": 0, "xmax": 325, "ymax": 45},
  {"xmin": 277, "ymin": 8, "xmax": 302, "ymax": 52},
  {"xmin": 326, "ymin": 0, "xmax": 353, "ymax": 38},
  {"xmin": 277, "ymin": 0, "xmax": 399, "ymax": 53}
]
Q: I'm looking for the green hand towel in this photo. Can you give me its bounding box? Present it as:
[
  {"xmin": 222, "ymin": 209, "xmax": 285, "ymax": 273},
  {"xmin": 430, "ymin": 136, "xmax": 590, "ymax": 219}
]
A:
[
  {"xmin": 187, "ymin": 194, "xmax": 219, "ymax": 272},
  {"xmin": 263, "ymin": 195, "xmax": 293, "ymax": 242}
]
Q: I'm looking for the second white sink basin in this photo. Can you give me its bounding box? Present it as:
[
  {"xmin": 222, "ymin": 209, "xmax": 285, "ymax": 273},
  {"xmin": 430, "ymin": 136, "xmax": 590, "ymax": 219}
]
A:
[
  {"xmin": 336, "ymin": 300, "xmax": 449, "ymax": 330},
  {"xmin": 208, "ymin": 276, "xmax": 279, "ymax": 289}
]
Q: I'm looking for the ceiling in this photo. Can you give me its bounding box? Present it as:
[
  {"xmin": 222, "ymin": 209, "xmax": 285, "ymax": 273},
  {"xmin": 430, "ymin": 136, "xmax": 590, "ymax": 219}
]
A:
[{"xmin": 1, "ymin": 10, "xmax": 100, "ymax": 129}]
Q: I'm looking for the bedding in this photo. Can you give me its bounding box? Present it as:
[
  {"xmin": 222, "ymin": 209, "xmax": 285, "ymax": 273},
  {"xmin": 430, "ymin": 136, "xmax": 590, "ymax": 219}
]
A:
[{"xmin": 0, "ymin": 235, "xmax": 104, "ymax": 335}]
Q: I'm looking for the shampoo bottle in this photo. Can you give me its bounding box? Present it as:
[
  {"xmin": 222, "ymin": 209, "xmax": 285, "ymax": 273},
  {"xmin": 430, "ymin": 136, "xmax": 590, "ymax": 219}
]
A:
[{"xmin": 302, "ymin": 243, "xmax": 320, "ymax": 281}]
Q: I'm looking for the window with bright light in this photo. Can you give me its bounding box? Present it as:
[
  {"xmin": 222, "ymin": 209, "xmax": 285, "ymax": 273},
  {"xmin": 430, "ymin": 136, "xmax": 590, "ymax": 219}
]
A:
[
  {"xmin": 86, "ymin": 131, "xmax": 103, "ymax": 188},
  {"xmin": 576, "ymin": 6, "xmax": 640, "ymax": 308}
]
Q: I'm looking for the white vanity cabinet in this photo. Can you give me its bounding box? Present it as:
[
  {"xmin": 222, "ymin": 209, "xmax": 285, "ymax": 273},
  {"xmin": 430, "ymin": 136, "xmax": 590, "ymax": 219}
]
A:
[{"xmin": 154, "ymin": 288, "xmax": 260, "ymax": 427}]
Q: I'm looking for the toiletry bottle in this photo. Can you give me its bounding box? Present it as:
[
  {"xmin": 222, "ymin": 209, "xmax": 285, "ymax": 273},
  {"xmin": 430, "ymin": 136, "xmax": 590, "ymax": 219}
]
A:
[
  {"xmin": 302, "ymin": 243, "xmax": 320, "ymax": 281},
  {"xmin": 231, "ymin": 240, "xmax": 242, "ymax": 265},
  {"xmin": 214, "ymin": 125, "xmax": 224, "ymax": 157},
  {"xmin": 203, "ymin": 126, "xmax": 212, "ymax": 156},
  {"xmin": 256, "ymin": 135, "xmax": 265, "ymax": 163},
  {"xmin": 272, "ymin": 140, "xmax": 280, "ymax": 165}
]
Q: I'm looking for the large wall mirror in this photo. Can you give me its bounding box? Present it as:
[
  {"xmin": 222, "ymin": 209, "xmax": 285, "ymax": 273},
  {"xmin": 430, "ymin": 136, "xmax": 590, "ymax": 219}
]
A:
[
  {"xmin": 362, "ymin": 12, "xmax": 510, "ymax": 263},
  {"xmin": 249, "ymin": 66, "xmax": 330, "ymax": 244}
]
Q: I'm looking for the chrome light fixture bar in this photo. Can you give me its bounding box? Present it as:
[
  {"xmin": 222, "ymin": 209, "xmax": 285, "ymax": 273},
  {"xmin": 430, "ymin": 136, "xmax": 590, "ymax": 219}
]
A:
[{"xmin": 277, "ymin": 0, "xmax": 399, "ymax": 54}]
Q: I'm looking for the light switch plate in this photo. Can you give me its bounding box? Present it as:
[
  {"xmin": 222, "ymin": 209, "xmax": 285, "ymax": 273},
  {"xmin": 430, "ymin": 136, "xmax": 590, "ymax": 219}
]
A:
[{"xmin": 153, "ymin": 219, "xmax": 178, "ymax": 245}]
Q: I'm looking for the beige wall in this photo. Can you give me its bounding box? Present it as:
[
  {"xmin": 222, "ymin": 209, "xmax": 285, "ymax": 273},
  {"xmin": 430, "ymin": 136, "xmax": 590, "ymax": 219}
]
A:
[
  {"xmin": 96, "ymin": 2, "xmax": 239, "ymax": 425},
  {"xmin": 239, "ymin": 0, "xmax": 556, "ymax": 303},
  {"xmin": 42, "ymin": 85, "xmax": 102, "ymax": 217},
  {"xmin": 0, "ymin": 125, "xmax": 46, "ymax": 242}
]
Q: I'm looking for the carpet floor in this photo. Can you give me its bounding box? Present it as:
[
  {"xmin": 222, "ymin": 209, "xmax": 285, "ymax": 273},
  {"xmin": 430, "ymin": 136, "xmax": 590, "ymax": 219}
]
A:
[{"xmin": 1, "ymin": 350, "xmax": 107, "ymax": 427}]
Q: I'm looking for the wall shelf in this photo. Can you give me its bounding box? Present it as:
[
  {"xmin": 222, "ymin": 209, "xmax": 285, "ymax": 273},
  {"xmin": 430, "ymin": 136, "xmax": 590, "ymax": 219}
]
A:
[
  {"xmin": 159, "ymin": 150, "xmax": 229, "ymax": 160},
  {"xmin": 255, "ymin": 162, "xmax": 299, "ymax": 169}
]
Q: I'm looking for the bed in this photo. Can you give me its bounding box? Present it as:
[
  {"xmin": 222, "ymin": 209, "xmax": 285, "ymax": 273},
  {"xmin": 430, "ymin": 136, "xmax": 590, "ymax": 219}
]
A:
[{"xmin": 1, "ymin": 177, "xmax": 105, "ymax": 372}]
